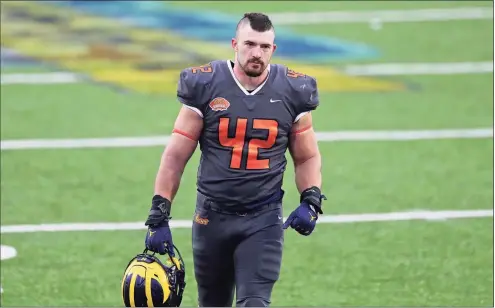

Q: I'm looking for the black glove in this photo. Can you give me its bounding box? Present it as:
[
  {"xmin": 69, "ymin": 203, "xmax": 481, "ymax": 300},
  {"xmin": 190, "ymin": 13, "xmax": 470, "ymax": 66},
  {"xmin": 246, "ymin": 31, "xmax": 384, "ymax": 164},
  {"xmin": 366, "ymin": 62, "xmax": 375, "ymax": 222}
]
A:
[
  {"xmin": 283, "ymin": 186, "xmax": 327, "ymax": 236},
  {"xmin": 144, "ymin": 195, "xmax": 175, "ymax": 256},
  {"xmin": 300, "ymin": 186, "xmax": 326, "ymax": 215}
]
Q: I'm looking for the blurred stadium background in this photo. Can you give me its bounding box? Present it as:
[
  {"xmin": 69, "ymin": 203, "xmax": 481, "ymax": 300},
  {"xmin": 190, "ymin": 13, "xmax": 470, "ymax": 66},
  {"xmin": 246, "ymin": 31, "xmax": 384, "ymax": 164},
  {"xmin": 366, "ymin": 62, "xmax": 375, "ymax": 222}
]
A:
[{"xmin": 0, "ymin": 0, "xmax": 493, "ymax": 306}]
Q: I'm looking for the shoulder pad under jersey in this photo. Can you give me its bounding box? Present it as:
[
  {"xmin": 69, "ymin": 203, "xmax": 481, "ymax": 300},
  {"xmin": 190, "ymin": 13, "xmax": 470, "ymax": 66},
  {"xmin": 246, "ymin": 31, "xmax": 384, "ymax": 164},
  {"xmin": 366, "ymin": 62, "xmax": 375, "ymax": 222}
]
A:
[
  {"xmin": 176, "ymin": 62, "xmax": 217, "ymax": 115},
  {"xmin": 283, "ymin": 66, "xmax": 320, "ymax": 115}
]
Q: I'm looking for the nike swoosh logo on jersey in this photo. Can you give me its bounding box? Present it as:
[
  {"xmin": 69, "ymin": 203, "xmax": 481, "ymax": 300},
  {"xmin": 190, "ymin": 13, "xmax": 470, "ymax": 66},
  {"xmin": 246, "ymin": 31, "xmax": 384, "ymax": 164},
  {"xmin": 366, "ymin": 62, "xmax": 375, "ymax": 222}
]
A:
[{"xmin": 270, "ymin": 99, "xmax": 282, "ymax": 103}]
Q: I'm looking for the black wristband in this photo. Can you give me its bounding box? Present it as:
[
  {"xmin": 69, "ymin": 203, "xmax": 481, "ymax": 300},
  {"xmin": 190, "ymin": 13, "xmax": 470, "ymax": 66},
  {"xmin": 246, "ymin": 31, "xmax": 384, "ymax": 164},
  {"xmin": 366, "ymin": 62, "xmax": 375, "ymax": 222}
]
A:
[
  {"xmin": 145, "ymin": 195, "xmax": 172, "ymax": 226},
  {"xmin": 300, "ymin": 186, "xmax": 326, "ymax": 214}
]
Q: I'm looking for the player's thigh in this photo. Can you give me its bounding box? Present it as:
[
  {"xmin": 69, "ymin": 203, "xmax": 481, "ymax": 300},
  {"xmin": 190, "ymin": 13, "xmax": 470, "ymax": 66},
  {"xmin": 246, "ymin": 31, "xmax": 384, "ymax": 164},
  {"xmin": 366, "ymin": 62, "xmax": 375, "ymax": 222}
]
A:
[
  {"xmin": 192, "ymin": 204, "xmax": 236, "ymax": 306},
  {"xmin": 192, "ymin": 204, "xmax": 235, "ymax": 281},
  {"xmin": 234, "ymin": 208, "xmax": 284, "ymax": 300}
]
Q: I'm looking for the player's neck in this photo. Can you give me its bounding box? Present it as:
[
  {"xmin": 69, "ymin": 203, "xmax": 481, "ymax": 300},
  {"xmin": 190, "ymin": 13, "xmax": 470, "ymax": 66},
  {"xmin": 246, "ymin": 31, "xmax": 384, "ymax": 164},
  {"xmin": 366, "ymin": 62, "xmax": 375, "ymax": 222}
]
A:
[{"xmin": 233, "ymin": 62, "xmax": 269, "ymax": 91}]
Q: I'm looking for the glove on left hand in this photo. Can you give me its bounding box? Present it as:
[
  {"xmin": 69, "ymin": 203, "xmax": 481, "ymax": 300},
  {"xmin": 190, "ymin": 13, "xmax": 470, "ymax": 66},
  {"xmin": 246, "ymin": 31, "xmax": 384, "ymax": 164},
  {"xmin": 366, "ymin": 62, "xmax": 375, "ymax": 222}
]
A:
[{"xmin": 283, "ymin": 186, "xmax": 326, "ymax": 236}]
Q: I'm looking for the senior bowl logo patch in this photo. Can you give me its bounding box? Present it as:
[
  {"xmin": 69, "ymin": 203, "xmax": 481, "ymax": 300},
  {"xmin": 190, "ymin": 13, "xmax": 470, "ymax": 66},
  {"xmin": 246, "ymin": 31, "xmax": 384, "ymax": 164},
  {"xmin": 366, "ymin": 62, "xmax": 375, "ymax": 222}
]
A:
[
  {"xmin": 209, "ymin": 97, "xmax": 230, "ymax": 111},
  {"xmin": 194, "ymin": 214, "xmax": 209, "ymax": 225}
]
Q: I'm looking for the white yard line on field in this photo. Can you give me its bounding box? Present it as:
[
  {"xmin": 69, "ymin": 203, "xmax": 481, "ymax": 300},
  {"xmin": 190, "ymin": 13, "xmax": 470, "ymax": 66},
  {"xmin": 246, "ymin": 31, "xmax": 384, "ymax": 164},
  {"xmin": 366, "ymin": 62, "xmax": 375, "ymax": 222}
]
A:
[
  {"xmin": 0, "ymin": 72, "xmax": 82, "ymax": 85},
  {"xmin": 269, "ymin": 7, "xmax": 493, "ymax": 25},
  {"xmin": 1, "ymin": 128, "xmax": 492, "ymax": 150},
  {"xmin": 344, "ymin": 62, "xmax": 494, "ymax": 76},
  {"xmin": 1, "ymin": 209, "xmax": 492, "ymax": 234},
  {"xmin": 1, "ymin": 61, "xmax": 493, "ymax": 85}
]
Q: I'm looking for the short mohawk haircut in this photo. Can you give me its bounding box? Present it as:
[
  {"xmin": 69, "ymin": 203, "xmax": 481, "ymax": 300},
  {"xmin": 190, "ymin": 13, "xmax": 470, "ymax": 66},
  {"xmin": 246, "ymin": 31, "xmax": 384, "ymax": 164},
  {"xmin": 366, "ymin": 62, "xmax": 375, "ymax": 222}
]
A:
[{"xmin": 236, "ymin": 12, "xmax": 274, "ymax": 33}]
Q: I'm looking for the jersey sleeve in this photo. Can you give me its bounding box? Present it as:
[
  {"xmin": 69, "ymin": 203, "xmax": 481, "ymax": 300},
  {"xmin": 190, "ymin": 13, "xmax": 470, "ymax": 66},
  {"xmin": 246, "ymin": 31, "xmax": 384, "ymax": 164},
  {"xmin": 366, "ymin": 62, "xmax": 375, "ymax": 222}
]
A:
[
  {"xmin": 287, "ymin": 69, "xmax": 320, "ymax": 122},
  {"xmin": 297, "ymin": 75, "xmax": 319, "ymax": 112},
  {"xmin": 176, "ymin": 68, "xmax": 205, "ymax": 118}
]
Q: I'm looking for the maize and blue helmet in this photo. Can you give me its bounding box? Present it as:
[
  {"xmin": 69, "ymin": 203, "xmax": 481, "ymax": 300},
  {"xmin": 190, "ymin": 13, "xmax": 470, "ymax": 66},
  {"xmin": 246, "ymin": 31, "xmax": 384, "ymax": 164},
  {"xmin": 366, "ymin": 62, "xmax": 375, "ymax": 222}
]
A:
[{"xmin": 121, "ymin": 246, "xmax": 186, "ymax": 307}]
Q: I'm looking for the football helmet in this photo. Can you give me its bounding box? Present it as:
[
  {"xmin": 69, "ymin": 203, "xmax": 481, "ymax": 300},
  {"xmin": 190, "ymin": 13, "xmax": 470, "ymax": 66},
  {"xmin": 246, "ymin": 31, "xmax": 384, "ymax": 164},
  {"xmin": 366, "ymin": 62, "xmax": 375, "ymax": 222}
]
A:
[{"xmin": 121, "ymin": 246, "xmax": 186, "ymax": 307}]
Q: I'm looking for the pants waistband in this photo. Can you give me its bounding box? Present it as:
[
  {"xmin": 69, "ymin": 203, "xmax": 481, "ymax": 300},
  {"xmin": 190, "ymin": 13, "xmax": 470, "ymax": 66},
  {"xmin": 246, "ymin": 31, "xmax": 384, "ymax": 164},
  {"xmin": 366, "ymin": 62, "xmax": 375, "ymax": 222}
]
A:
[{"xmin": 196, "ymin": 191, "xmax": 282, "ymax": 216}]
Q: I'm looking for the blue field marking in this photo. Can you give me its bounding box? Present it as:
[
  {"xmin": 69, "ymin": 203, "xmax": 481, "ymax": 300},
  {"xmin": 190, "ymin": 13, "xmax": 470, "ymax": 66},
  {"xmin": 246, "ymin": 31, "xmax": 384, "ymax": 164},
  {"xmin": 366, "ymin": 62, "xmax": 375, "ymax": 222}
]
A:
[{"xmin": 44, "ymin": 0, "xmax": 379, "ymax": 62}]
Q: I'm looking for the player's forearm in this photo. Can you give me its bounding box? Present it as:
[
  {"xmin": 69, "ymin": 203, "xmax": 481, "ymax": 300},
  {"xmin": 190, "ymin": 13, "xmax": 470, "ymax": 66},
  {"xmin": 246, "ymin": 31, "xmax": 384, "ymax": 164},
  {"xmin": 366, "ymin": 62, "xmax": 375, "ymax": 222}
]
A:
[
  {"xmin": 294, "ymin": 152, "xmax": 322, "ymax": 193},
  {"xmin": 154, "ymin": 153, "xmax": 185, "ymax": 202},
  {"xmin": 154, "ymin": 137, "xmax": 197, "ymax": 201}
]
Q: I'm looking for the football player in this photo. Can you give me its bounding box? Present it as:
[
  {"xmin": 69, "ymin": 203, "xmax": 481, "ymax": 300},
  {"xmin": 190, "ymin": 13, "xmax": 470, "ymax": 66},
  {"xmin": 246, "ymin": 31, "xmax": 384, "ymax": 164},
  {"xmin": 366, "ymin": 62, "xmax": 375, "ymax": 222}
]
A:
[{"xmin": 144, "ymin": 12, "xmax": 326, "ymax": 307}]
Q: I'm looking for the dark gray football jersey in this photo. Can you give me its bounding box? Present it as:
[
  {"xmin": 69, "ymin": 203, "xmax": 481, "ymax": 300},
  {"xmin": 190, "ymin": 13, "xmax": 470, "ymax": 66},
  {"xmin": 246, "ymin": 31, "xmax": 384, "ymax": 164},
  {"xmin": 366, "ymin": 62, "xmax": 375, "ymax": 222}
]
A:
[{"xmin": 176, "ymin": 60, "xmax": 319, "ymax": 211}]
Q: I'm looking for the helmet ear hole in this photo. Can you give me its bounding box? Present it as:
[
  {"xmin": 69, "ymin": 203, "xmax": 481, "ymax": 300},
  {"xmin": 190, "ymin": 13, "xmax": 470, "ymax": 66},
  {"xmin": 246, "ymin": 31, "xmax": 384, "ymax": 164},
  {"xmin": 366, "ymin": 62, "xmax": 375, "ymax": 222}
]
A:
[{"xmin": 121, "ymin": 246, "xmax": 186, "ymax": 307}]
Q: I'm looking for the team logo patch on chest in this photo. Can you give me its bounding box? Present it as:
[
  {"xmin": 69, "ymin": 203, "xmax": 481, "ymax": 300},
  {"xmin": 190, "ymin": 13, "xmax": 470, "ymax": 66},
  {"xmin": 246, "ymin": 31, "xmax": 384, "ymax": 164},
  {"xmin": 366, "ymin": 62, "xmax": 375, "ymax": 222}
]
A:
[{"xmin": 209, "ymin": 97, "xmax": 230, "ymax": 111}]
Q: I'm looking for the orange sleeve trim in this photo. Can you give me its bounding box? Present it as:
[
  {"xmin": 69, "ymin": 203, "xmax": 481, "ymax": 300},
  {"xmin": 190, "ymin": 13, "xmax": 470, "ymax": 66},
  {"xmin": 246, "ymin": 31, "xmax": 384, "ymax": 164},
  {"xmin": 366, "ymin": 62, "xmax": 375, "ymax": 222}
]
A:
[
  {"xmin": 291, "ymin": 125, "xmax": 312, "ymax": 136},
  {"xmin": 172, "ymin": 128, "xmax": 198, "ymax": 141}
]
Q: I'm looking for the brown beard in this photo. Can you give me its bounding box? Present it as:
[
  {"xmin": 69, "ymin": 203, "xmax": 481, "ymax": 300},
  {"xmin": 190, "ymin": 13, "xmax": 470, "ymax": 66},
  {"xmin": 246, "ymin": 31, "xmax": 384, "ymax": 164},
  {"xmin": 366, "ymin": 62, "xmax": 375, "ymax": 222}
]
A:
[{"xmin": 243, "ymin": 59, "xmax": 265, "ymax": 77}]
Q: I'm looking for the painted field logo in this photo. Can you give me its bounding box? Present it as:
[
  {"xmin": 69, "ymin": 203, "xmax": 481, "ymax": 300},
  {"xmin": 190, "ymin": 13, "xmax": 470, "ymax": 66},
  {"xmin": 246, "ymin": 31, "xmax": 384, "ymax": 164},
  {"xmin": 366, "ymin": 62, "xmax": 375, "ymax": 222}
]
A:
[
  {"xmin": 0, "ymin": 1, "xmax": 406, "ymax": 94},
  {"xmin": 209, "ymin": 98, "xmax": 230, "ymax": 111},
  {"xmin": 0, "ymin": 245, "xmax": 18, "ymax": 294}
]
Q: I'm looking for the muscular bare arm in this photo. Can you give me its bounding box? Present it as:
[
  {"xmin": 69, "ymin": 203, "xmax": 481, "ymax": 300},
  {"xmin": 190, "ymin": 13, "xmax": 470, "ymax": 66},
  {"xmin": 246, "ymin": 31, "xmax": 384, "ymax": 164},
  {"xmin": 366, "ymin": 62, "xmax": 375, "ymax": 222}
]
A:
[
  {"xmin": 288, "ymin": 112, "xmax": 322, "ymax": 192},
  {"xmin": 154, "ymin": 106, "xmax": 203, "ymax": 201}
]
